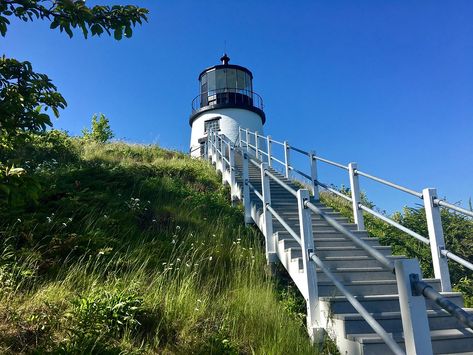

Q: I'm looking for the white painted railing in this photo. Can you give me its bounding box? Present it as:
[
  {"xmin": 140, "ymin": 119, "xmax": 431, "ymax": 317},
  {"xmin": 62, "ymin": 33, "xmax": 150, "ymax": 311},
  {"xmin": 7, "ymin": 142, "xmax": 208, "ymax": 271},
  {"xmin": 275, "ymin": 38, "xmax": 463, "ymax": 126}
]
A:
[
  {"xmin": 238, "ymin": 127, "xmax": 473, "ymax": 282},
  {"xmin": 205, "ymin": 128, "xmax": 473, "ymax": 355}
]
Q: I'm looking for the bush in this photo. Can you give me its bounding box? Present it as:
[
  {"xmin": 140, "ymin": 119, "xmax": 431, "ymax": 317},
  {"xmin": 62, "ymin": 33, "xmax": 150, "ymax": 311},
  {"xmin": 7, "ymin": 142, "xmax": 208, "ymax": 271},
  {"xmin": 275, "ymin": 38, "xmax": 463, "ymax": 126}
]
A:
[{"xmin": 82, "ymin": 113, "xmax": 114, "ymax": 143}]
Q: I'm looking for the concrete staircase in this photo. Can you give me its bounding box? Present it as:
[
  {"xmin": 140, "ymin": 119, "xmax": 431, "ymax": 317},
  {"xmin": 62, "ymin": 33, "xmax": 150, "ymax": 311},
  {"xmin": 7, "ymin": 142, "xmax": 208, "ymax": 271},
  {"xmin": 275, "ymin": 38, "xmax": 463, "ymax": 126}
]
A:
[{"xmin": 228, "ymin": 150, "xmax": 473, "ymax": 355}]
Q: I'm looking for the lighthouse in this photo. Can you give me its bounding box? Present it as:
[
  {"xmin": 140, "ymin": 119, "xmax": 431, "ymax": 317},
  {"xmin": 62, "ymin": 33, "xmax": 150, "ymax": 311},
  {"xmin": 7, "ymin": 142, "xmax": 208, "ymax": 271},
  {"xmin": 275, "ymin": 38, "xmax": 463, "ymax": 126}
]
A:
[{"xmin": 189, "ymin": 54, "xmax": 266, "ymax": 157}]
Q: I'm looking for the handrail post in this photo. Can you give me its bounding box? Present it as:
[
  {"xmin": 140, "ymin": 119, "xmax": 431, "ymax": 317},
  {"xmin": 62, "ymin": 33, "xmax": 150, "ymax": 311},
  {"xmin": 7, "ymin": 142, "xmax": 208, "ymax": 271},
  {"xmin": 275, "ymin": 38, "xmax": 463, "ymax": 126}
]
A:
[
  {"xmin": 255, "ymin": 131, "xmax": 259, "ymax": 159},
  {"xmin": 211, "ymin": 132, "xmax": 217, "ymax": 165},
  {"xmin": 260, "ymin": 162, "xmax": 276, "ymax": 263},
  {"xmin": 283, "ymin": 140, "xmax": 290, "ymax": 178},
  {"xmin": 219, "ymin": 136, "xmax": 224, "ymax": 175},
  {"xmin": 229, "ymin": 145, "xmax": 236, "ymax": 204},
  {"xmin": 242, "ymin": 152, "xmax": 252, "ymax": 224},
  {"xmin": 267, "ymin": 135, "xmax": 272, "ymax": 167},
  {"xmin": 423, "ymin": 188, "xmax": 452, "ymax": 291},
  {"xmin": 395, "ymin": 258, "xmax": 433, "ymax": 355},
  {"xmin": 245, "ymin": 129, "xmax": 250, "ymax": 153},
  {"xmin": 296, "ymin": 189, "xmax": 322, "ymax": 342},
  {"xmin": 238, "ymin": 127, "xmax": 242, "ymax": 148},
  {"xmin": 309, "ymin": 151, "xmax": 319, "ymax": 200},
  {"xmin": 348, "ymin": 162, "xmax": 365, "ymax": 230},
  {"xmin": 207, "ymin": 132, "xmax": 212, "ymax": 162}
]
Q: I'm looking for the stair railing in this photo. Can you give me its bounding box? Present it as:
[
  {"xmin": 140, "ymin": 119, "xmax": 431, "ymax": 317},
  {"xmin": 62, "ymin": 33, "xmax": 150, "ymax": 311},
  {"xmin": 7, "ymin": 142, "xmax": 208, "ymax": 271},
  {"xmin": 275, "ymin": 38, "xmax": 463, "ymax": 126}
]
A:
[
  {"xmin": 238, "ymin": 128, "xmax": 473, "ymax": 288},
  {"xmin": 243, "ymin": 153, "xmax": 409, "ymax": 353},
  {"xmin": 208, "ymin": 130, "xmax": 472, "ymax": 353}
]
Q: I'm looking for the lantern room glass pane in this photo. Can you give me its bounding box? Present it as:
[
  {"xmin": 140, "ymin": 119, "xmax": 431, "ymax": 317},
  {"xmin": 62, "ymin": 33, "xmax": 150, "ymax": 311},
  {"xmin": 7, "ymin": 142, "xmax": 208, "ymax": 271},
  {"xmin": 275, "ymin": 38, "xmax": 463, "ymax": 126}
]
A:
[
  {"xmin": 236, "ymin": 70, "xmax": 245, "ymax": 91},
  {"xmin": 226, "ymin": 69, "xmax": 236, "ymax": 90},
  {"xmin": 216, "ymin": 69, "xmax": 226, "ymax": 91},
  {"xmin": 245, "ymin": 73, "xmax": 252, "ymax": 92},
  {"xmin": 207, "ymin": 70, "xmax": 216, "ymax": 92},
  {"xmin": 200, "ymin": 73, "xmax": 207, "ymax": 94}
]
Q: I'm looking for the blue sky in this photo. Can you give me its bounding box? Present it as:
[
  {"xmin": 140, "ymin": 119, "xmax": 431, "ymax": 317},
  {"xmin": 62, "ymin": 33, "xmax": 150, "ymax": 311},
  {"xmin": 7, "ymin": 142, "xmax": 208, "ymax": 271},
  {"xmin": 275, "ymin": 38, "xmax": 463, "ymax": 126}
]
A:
[{"xmin": 3, "ymin": 0, "xmax": 472, "ymax": 213}]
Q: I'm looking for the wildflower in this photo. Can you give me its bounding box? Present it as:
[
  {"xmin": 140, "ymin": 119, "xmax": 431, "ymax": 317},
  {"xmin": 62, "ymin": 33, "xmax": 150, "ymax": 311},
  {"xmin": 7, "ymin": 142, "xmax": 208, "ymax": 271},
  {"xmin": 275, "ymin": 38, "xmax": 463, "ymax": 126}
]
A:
[
  {"xmin": 186, "ymin": 263, "xmax": 191, "ymax": 267},
  {"xmin": 212, "ymin": 234, "xmax": 216, "ymax": 237},
  {"xmin": 17, "ymin": 218, "xmax": 21, "ymax": 223},
  {"xmin": 147, "ymin": 200, "xmax": 151, "ymax": 204},
  {"xmin": 176, "ymin": 258, "xmax": 181, "ymax": 262},
  {"xmin": 152, "ymin": 219, "xmax": 157, "ymax": 223},
  {"xmin": 209, "ymin": 256, "xmax": 213, "ymax": 261},
  {"xmin": 195, "ymin": 307, "xmax": 199, "ymax": 311},
  {"xmin": 62, "ymin": 222, "xmax": 67, "ymax": 227},
  {"xmin": 104, "ymin": 215, "xmax": 108, "ymax": 219},
  {"xmin": 98, "ymin": 251, "xmax": 105, "ymax": 255},
  {"xmin": 68, "ymin": 217, "xmax": 73, "ymax": 222},
  {"xmin": 176, "ymin": 225, "xmax": 181, "ymax": 231},
  {"xmin": 46, "ymin": 217, "xmax": 52, "ymax": 223},
  {"xmin": 197, "ymin": 299, "xmax": 202, "ymax": 303},
  {"xmin": 162, "ymin": 262, "xmax": 167, "ymax": 265},
  {"xmin": 172, "ymin": 239, "xmax": 176, "ymax": 244}
]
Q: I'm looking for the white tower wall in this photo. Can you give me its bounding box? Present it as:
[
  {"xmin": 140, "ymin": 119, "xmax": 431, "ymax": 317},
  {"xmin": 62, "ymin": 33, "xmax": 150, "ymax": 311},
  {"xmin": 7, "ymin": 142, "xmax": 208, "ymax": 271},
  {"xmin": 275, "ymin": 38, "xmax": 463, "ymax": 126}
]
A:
[{"xmin": 190, "ymin": 108, "xmax": 264, "ymax": 158}]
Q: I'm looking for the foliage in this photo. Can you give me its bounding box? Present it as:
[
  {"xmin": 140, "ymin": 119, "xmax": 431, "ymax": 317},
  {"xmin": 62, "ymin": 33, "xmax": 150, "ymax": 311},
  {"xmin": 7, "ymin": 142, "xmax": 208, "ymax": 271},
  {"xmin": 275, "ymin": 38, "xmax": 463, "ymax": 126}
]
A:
[
  {"xmin": 0, "ymin": 163, "xmax": 40, "ymax": 206},
  {"xmin": 0, "ymin": 0, "xmax": 148, "ymax": 39},
  {"xmin": 82, "ymin": 113, "xmax": 114, "ymax": 143},
  {"xmin": 63, "ymin": 287, "xmax": 143, "ymax": 352},
  {"xmin": 0, "ymin": 132, "xmax": 318, "ymax": 354},
  {"xmin": 0, "ymin": 56, "xmax": 67, "ymax": 148}
]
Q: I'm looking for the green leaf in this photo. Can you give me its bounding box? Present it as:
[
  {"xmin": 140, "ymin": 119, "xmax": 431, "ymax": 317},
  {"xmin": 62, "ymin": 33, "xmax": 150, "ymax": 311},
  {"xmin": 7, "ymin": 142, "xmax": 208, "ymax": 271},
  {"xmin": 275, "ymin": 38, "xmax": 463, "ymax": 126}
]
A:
[{"xmin": 113, "ymin": 28, "xmax": 122, "ymax": 40}]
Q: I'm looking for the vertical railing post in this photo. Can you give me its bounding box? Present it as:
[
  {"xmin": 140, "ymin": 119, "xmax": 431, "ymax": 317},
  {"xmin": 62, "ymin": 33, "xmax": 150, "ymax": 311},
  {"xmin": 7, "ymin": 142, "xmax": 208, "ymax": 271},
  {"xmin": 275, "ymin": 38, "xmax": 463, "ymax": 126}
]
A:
[
  {"xmin": 260, "ymin": 162, "xmax": 276, "ymax": 263},
  {"xmin": 246, "ymin": 129, "xmax": 250, "ymax": 153},
  {"xmin": 255, "ymin": 131, "xmax": 259, "ymax": 159},
  {"xmin": 267, "ymin": 135, "xmax": 272, "ymax": 167},
  {"xmin": 423, "ymin": 188, "xmax": 452, "ymax": 291},
  {"xmin": 238, "ymin": 127, "xmax": 242, "ymax": 148},
  {"xmin": 348, "ymin": 162, "xmax": 365, "ymax": 230},
  {"xmin": 395, "ymin": 259, "xmax": 433, "ymax": 355},
  {"xmin": 283, "ymin": 140, "xmax": 290, "ymax": 178},
  {"xmin": 309, "ymin": 151, "xmax": 319, "ymax": 200},
  {"xmin": 211, "ymin": 132, "xmax": 216, "ymax": 165},
  {"xmin": 229, "ymin": 145, "xmax": 236, "ymax": 204},
  {"xmin": 242, "ymin": 152, "xmax": 252, "ymax": 224},
  {"xmin": 296, "ymin": 189, "xmax": 322, "ymax": 342}
]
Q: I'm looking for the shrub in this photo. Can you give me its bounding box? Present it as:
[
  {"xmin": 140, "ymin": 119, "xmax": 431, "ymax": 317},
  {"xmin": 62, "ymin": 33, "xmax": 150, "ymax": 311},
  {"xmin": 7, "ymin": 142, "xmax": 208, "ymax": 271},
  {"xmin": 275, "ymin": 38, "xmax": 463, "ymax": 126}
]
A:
[{"xmin": 82, "ymin": 113, "xmax": 114, "ymax": 143}]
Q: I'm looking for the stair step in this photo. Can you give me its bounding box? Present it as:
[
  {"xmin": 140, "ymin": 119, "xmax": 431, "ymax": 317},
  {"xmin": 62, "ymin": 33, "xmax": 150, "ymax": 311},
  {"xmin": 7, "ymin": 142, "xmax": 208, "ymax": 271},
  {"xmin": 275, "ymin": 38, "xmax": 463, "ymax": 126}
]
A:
[
  {"xmin": 318, "ymin": 278, "xmax": 441, "ymax": 297},
  {"xmin": 348, "ymin": 328, "xmax": 473, "ymax": 354},
  {"xmin": 312, "ymin": 246, "xmax": 393, "ymax": 257},
  {"xmin": 336, "ymin": 309, "xmax": 473, "ymax": 334},
  {"xmin": 320, "ymin": 292, "xmax": 464, "ymax": 314}
]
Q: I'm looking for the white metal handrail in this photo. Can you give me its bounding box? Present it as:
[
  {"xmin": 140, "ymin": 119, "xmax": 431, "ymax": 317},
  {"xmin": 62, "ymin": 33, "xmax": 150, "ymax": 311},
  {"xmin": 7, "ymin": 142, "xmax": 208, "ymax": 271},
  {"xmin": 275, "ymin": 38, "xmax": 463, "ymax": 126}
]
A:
[
  {"xmin": 356, "ymin": 169, "xmax": 423, "ymax": 198},
  {"xmin": 310, "ymin": 253, "xmax": 405, "ymax": 355},
  {"xmin": 224, "ymin": 138, "xmax": 408, "ymax": 352},
  {"xmin": 305, "ymin": 200, "xmax": 394, "ymax": 271},
  {"xmin": 209, "ymin": 130, "xmax": 471, "ymax": 354},
  {"xmin": 238, "ymin": 127, "xmax": 473, "ymax": 279}
]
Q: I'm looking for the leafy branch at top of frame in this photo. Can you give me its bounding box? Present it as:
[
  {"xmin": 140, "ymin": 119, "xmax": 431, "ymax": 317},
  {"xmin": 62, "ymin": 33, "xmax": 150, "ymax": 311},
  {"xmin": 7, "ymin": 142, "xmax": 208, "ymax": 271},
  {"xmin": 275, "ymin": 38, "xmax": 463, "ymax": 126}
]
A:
[{"xmin": 0, "ymin": 0, "xmax": 149, "ymax": 39}]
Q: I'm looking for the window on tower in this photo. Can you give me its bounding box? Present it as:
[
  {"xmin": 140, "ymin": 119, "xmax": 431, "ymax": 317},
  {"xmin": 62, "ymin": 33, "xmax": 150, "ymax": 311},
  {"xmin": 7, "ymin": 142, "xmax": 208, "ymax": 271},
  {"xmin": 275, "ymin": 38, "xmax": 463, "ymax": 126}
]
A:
[{"xmin": 204, "ymin": 117, "xmax": 221, "ymax": 133}]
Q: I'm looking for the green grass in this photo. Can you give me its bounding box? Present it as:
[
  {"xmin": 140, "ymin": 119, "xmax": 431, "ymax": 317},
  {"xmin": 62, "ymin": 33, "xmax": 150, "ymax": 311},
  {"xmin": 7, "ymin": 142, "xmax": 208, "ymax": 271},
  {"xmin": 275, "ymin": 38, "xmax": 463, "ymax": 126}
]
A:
[{"xmin": 0, "ymin": 133, "xmax": 322, "ymax": 354}]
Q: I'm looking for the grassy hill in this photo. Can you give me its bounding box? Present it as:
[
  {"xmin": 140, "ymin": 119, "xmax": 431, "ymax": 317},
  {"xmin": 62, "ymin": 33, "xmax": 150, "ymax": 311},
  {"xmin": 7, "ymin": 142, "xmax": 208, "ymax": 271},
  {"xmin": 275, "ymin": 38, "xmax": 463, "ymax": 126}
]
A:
[{"xmin": 0, "ymin": 131, "xmax": 321, "ymax": 354}]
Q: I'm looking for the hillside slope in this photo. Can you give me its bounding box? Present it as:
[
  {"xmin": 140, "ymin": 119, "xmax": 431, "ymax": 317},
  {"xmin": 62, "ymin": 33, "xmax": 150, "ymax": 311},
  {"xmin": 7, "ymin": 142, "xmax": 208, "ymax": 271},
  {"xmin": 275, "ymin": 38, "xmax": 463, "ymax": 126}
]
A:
[{"xmin": 0, "ymin": 132, "xmax": 319, "ymax": 354}]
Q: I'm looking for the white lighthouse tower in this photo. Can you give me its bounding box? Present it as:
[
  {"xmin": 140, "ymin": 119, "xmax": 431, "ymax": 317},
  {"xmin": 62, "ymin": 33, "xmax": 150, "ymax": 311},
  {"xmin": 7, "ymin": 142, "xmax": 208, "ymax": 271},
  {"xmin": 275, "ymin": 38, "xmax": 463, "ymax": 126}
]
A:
[{"xmin": 189, "ymin": 54, "xmax": 266, "ymax": 157}]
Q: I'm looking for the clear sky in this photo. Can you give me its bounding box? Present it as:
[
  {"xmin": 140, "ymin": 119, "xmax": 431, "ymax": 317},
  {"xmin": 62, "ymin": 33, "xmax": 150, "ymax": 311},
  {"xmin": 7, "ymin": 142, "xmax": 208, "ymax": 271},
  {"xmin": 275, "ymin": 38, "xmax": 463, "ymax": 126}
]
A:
[{"xmin": 3, "ymin": 0, "xmax": 472, "ymax": 213}]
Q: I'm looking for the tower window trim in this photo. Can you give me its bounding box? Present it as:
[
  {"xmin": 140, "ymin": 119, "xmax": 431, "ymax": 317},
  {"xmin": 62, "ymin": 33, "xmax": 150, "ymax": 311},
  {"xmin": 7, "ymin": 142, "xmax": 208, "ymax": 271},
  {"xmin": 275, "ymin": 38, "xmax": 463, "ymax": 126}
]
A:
[{"xmin": 204, "ymin": 117, "xmax": 221, "ymax": 133}]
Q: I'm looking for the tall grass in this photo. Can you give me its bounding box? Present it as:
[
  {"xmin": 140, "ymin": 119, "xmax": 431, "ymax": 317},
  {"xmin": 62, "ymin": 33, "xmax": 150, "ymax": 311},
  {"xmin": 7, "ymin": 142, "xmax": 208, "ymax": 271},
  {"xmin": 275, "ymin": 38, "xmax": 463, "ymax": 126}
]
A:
[{"xmin": 0, "ymin": 135, "xmax": 319, "ymax": 354}]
